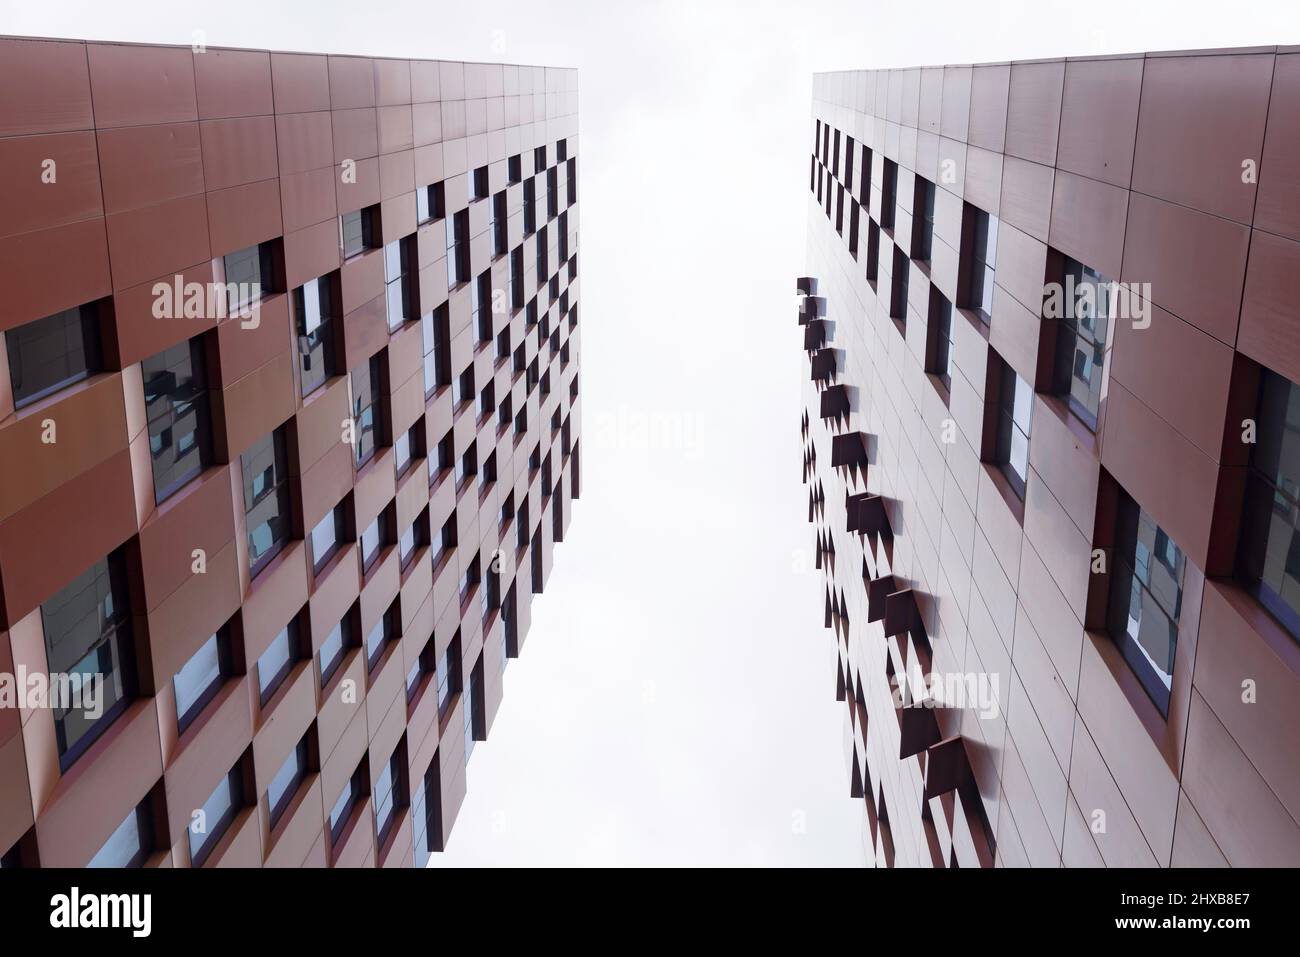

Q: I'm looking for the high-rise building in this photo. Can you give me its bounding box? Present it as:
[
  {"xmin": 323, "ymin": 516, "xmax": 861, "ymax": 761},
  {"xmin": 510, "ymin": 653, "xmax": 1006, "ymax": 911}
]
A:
[
  {"xmin": 0, "ymin": 36, "xmax": 581, "ymax": 867},
  {"xmin": 800, "ymin": 47, "xmax": 1300, "ymax": 867}
]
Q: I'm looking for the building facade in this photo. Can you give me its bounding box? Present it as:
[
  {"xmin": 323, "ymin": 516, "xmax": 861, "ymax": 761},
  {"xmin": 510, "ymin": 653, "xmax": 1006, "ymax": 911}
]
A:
[
  {"xmin": 0, "ymin": 37, "xmax": 581, "ymax": 867},
  {"xmin": 801, "ymin": 47, "xmax": 1300, "ymax": 866}
]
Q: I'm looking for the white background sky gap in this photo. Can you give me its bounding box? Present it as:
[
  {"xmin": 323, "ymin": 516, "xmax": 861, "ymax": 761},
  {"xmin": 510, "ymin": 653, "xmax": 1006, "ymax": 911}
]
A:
[{"xmin": 3, "ymin": 0, "xmax": 1295, "ymax": 866}]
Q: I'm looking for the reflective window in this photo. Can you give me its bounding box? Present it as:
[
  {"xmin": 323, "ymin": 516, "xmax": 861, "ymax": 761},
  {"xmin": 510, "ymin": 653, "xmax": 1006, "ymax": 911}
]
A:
[
  {"xmin": 1239, "ymin": 369, "xmax": 1300, "ymax": 640},
  {"xmin": 267, "ymin": 737, "xmax": 308, "ymax": 827},
  {"xmin": 416, "ymin": 181, "xmax": 445, "ymax": 223},
  {"xmin": 309, "ymin": 504, "xmax": 344, "ymax": 574},
  {"xmin": 222, "ymin": 242, "xmax": 274, "ymax": 313},
  {"xmin": 1108, "ymin": 497, "xmax": 1185, "ymax": 717},
  {"xmin": 384, "ymin": 237, "xmax": 414, "ymax": 331},
  {"xmin": 351, "ymin": 355, "xmax": 383, "ymax": 467},
  {"xmin": 174, "ymin": 630, "xmax": 227, "ymax": 733},
  {"xmin": 328, "ymin": 769, "xmax": 362, "ymax": 844},
  {"xmin": 241, "ymin": 428, "xmax": 292, "ymax": 576},
  {"xmin": 994, "ymin": 360, "xmax": 1033, "ymax": 500},
  {"xmin": 189, "ymin": 766, "xmax": 241, "ymax": 866},
  {"xmin": 142, "ymin": 337, "xmax": 212, "ymax": 503},
  {"xmin": 340, "ymin": 206, "xmax": 377, "ymax": 259},
  {"xmin": 912, "ymin": 177, "xmax": 936, "ymax": 261},
  {"xmin": 5, "ymin": 302, "xmax": 103, "ymax": 408},
  {"xmin": 1055, "ymin": 256, "xmax": 1112, "ymax": 430},
  {"xmin": 40, "ymin": 551, "xmax": 134, "ymax": 767},
  {"xmin": 88, "ymin": 804, "xmax": 149, "ymax": 868},
  {"xmin": 421, "ymin": 306, "xmax": 451, "ymax": 396},
  {"xmin": 257, "ymin": 623, "xmax": 298, "ymax": 706},
  {"xmin": 967, "ymin": 208, "xmax": 998, "ymax": 321},
  {"xmin": 295, "ymin": 276, "xmax": 337, "ymax": 397},
  {"xmin": 318, "ymin": 614, "xmax": 354, "ymax": 686}
]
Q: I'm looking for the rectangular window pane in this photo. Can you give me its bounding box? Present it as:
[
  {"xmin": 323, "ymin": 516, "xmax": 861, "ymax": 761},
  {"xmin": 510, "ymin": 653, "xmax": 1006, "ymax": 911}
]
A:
[
  {"xmin": 257, "ymin": 626, "xmax": 294, "ymax": 704},
  {"xmin": 267, "ymin": 739, "xmax": 307, "ymax": 827},
  {"xmin": 174, "ymin": 631, "xmax": 224, "ymax": 732},
  {"xmin": 6, "ymin": 304, "xmax": 103, "ymax": 408}
]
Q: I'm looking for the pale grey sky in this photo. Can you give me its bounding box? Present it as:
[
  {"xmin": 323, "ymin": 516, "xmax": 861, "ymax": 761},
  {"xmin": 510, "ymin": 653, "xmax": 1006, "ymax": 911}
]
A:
[{"xmin": 4, "ymin": 0, "xmax": 1295, "ymax": 866}]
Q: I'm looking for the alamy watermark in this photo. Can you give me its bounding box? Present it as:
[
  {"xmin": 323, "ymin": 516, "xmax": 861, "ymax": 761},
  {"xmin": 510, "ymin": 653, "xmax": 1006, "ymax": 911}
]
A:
[
  {"xmin": 890, "ymin": 669, "xmax": 1000, "ymax": 720},
  {"xmin": 151, "ymin": 275, "xmax": 262, "ymax": 329},
  {"xmin": 1042, "ymin": 273, "xmax": 1151, "ymax": 329},
  {"xmin": 0, "ymin": 665, "xmax": 104, "ymax": 719}
]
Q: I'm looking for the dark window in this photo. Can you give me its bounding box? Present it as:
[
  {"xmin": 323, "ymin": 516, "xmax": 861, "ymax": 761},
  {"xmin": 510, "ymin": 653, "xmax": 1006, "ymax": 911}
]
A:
[
  {"xmin": 566, "ymin": 157, "xmax": 576, "ymax": 206},
  {"xmin": 399, "ymin": 508, "xmax": 428, "ymax": 571},
  {"xmin": 507, "ymin": 154, "xmax": 522, "ymax": 184},
  {"xmin": 474, "ymin": 270, "xmax": 493, "ymax": 342},
  {"xmin": 351, "ymin": 354, "xmax": 384, "ymax": 467},
  {"xmin": 267, "ymin": 736, "xmax": 309, "ymax": 828},
  {"xmin": 340, "ymin": 206, "xmax": 378, "ymax": 259},
  {"xmin": 384, "ymin": 236, "xmax": 416, "ymax": 331},
  {"xmin": 421, "ymin": 305, "xmax": 451, "ymax": 396},
  {"xmin": 536, "ymin": 224, "xmax": 549, "ymax": 282},
  {"xmin": 143, "ymin": 336, "xmax": 213, "ymax": 503},
  {"xmin": 318, "ymin": 611, "xmax": 357, "ymax": 687},
  {"xmin": 416, "ymin": 181, "xmax": 446, "ymax": 223},
  {"xmin": 994, "ymin": 359, "xmax": 1033, "ymax": 500},
  {"xmin": 295, "ymin": 275, "xmax": 338, "ymax": 397},
  {"xmin": 374, "ymin": 746, "xmax": 406, "ymax": 846},
  {"xmin": 360, "ymin": 508, "xmax": 392, "ymax": 574},
  {"xmin": 848, "ymin": 201, "xmax": 860, "ymax": 257},
  {"xmin": 88, "ymin": 801, "xmax": 151, "ymax": 868},
  {"xmin": 926, "ymin": 289, "xmax": 954, "ymax": 391},
  {"xmin": 407, "ymin": 634, "xmax": 437, "ymax": 704},
  {"xmin": 429, "ymin": 430, "xmax": 454, "ymax": 488},
  {"xmin": 510, "ymin": 247, "xmax": 525, "ymax": 309},
  {"xmin": 1108, "ymin": 494, "xmax": 1186, "ymax": 718},
  {"xmin": 881, "ymin": 159, "xmax": 898, "ymax": 231},
  {"xmin": 1053, "ymin": 256, "xmax": 1112, "ymax": 430},
  {"xmin": 413, "ymin": 759, "xmax": 443, "ymax": 866},
  {"xmin": 534, "ymin": 145, "xmax": 546, "ymax": 174},
  {"xmin": 446, "ymin": 210, "xmax": 469, "ymax": 287},
  {"xmin": 865, "ymin": 221, "xmax": 880, "ymax": 284},
  {"xmin": 330, "ymin": 764, "xmax": 366, "ymax": 842},
  {"xmin": 844, "ymin": 135, "xmax": 855, "ymax": 186},
  {"xmin": 365, "ymin": 602, "xmax": 398, "ymax": 672},
  {"xmin": 242, "ymin": 428, "xmax": 292, "ymax": 577},
  {"xmin": 257, "ymin": 619, "xmax": 302, "ymax": 706},
  {"xmin": 889, "ymin": 246, "xmax": 909, "ymax": 323},
  {"xmin": 964, "ymin": 207, "xmax": 998, "ymax": 321},
  {"xmin": 395, "ymin": 422, "xmax": 422, "ymax": 480},
  {"xmin": 437, "ymin": 634, "xmax": 462, "ymax": 720},
  {"xmin": 912, "ymin": 177, "xmax": 936, "ymax": 262},
  {"xmin": 479, "ymin": 381, "xmax": 495, "ymax": 420},
  {"xmin": 472, "ymin": 165, "xmax": 489, "ymax": 200},
  {"xmin": 859, "ymin": 145, "xmax": 872, "ymax": 202},
  {"xmin": 5, "ymin": 302, "xmax": 104, "ymax": 408},
  {"xmin": 41, "ymin": 550, "xmax": 135, "ymax": 768},
  {"xmin": 517, "ymin": 496, "xmax": 530, "ymax": 550},
  {"xmin": 222, "ymin": 241, "xmax": 275, "ymax": 314},
  {"xmin": 492, "ymin": 191, "xmax": 508, "ymax": 256},
  {"xmin": 1238, "ymin": 369, "xmax": 1300, "ymax": 640},
  {"xmin": 174, "ymin": 627, "xmax": 231, "ymax": 734},
  {"xmin": 546, "ymin": 166, "xmax": 558, "ymax": 220},
  {"xmin": 453, "ymin": 364, "xmax": 474, "ymax": 409},
  {"xmin": 433, "ymin": 515, "xmax": 457, "ymax": 568},
  {"xmin": 309, "ymin": 501, "xmax": 346, "ymax": 574},
  {"xmin": 457, "ymin": 441, "xmax": 477, "ymax": 488},
  {"xmin": 464, "ymin": 655, "xmax": 483, "ymax": 764},
  {"xmin": 523, "ymin": 178, "xmax": 536, "ymax": 235},
  {"xmin": 189, "ymin": 765, "xmax": 242, "ymax": 866}
]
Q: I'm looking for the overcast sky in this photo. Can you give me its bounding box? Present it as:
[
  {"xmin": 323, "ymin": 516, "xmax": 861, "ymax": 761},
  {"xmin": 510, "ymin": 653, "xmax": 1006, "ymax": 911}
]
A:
[{"xmin": 4, "ymin": 0, "xmax": 1296, "ymax": 866}]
